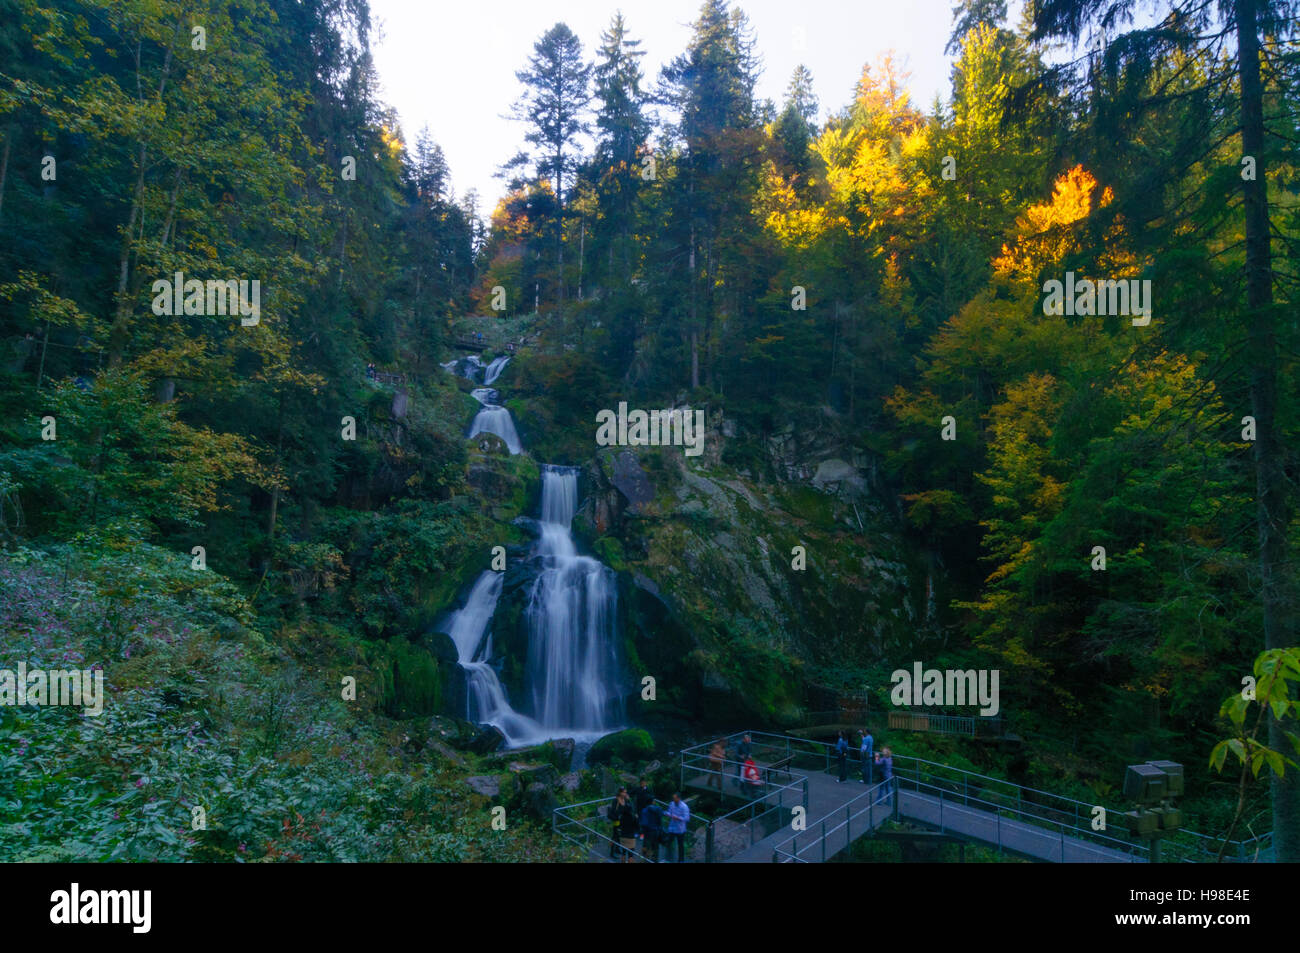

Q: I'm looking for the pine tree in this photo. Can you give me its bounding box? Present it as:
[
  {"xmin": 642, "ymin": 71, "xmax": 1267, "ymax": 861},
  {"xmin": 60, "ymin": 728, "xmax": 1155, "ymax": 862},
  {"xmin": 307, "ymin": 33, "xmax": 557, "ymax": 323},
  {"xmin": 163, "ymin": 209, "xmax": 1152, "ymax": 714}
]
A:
[{"xmin": 510, "ymin": 22, "xmax": 592, "ymax": 311}]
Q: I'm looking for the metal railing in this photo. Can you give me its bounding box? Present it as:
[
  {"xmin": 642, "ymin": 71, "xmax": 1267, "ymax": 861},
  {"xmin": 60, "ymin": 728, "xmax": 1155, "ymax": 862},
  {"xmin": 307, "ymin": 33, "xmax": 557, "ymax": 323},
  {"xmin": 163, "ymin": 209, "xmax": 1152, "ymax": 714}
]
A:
[
  {"xmin": 887, "ymin": 711, "xmax": 1004, "ymax": 738},
  {"xmin": 552, "ymin": 795, "xmax": 712, "ymax": 863},
  {"xmin": 678, "ymin": 730, "xmax": 1275, "ymax": 864},
  {"xmin": 701, "ymin": 768, "xmax": 809, "ymax": 862},
  {"xmin": 772, "ymin": 779, "xmax": 896, "ymax": 863},
  {"xmin": 1161, "ymin": 828, "xmax": 1275, "ymax": 863},
  {"xmin": 895, "ymin": 773, "xmax": 1146, "ymax": 861}
]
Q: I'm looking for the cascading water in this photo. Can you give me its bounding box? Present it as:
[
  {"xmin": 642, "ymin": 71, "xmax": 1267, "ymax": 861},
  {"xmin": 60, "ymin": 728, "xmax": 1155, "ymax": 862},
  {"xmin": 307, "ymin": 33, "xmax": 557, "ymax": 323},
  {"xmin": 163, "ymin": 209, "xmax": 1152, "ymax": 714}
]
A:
[
  {"xmin": 482, "ymin": 355, "xmax": 509, "ymax": 385},
  {"xmin": 441, "ymin": 570, "xmax": 545, "ymax": 743},
  {"xmin": 467, "ymin": 386, "xmax": 522, "ymax": 454},
  {"xmin": 438, "ymin": 353, "xmax": 624, "ymax": 748},
  {"xmin": 523, "ymin": 466, "xmax": 623, "ymax": 734}
]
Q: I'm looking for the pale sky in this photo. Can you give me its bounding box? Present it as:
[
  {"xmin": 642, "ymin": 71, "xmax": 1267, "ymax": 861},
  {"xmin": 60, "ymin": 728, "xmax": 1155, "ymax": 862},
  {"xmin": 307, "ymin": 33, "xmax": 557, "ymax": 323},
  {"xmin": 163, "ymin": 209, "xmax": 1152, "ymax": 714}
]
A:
[{"xmin": 367, "ymin": 0, "xmax": 1023, "ymax": 215}]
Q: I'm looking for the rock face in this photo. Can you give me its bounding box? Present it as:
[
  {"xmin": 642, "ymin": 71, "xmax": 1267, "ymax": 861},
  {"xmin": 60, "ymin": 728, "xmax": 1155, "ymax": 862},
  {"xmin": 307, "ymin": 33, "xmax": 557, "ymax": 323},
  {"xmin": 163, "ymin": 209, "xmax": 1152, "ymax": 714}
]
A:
[
  {"xmin": 811, "ymin": 458, "xmax": 866, "ymax": 496},
  {"xmin": 467, "ymin": 461, "xmax": 512, "ymax": 497},
  {"xmin": 611, "ymin": 451, "xmax": 654, "ymax": 509},
  {"xmin": 466, "ymin": 776, "xmax": 500, "ymax": 797}
]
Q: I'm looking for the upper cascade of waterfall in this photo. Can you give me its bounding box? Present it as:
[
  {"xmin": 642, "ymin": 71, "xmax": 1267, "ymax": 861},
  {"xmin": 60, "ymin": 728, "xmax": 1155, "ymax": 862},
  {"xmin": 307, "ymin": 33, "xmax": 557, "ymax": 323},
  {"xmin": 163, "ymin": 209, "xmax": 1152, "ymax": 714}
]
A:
[
  {"xmin": 445, "ymin": 355, "xmax": 522, "ymax": 455},
  {"xmin": 539, "ymin": 465, "xmax": 579, "ymax": 526},
  {"xmin": 483, "ymin": 355, "xmax": 509, "ymax": 385},
  {"xmin": 440, "ymin": 353, "xmax": 510, "ymax": 386}
]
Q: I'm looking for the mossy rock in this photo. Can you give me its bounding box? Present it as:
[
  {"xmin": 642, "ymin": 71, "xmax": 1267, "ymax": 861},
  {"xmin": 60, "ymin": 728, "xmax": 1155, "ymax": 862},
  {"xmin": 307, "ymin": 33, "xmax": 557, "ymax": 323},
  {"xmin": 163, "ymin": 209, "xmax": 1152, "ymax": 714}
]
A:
[
  {"xmin": 586, "ymin": 728, "xmax": 655, "ymax": 766},
  {"xmin": 378, "ymin": 639, "xmax": 442, "ymax": 719}
]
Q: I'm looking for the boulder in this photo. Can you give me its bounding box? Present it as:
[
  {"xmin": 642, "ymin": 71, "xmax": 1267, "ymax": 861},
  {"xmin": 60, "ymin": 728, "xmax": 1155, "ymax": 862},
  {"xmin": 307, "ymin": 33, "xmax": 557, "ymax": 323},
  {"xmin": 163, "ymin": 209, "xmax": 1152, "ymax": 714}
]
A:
[
  {"xmin": 428, "ymin": 739, "xmax": 469, "ymax": 770},
  {"xmin": 467, "ymin": 724, "xmax": 506, "ymax": 755},
  {"xmin": 510, "ymin": 762, "xmax": 559, "ymax": 792},
  {"xmin": 587, "ymin": 728, "xmax": 656, "ymax": 767},
  {"xmin": 524, "ymin": 782, "xmax": 559, "ymax": 821},
  {"xmin": 428, "ymin": 715, "xmax": 481, "ymax": 749},
  {"xmin": 558, "ymin": 772, "xmax": 582, "ymax": 793},
  {"xmin": 466, "ymin": 776, "xmax": 500, "ymax": 798},
  {"xmin": 474, "ymin": 432, "xmax": 508, "ymax": 455},
  {"xmin": 546, "ymin": 738, "xmax": 576, "ymax": 771}
]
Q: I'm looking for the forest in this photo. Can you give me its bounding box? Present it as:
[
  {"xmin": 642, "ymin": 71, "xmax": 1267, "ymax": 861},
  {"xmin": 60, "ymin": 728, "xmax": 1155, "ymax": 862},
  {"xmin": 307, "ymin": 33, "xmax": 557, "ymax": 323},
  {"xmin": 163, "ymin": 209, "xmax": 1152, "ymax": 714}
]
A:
[{"xmin": 1, "ymin": 0, "xmax": 1298, "ymax": 865}]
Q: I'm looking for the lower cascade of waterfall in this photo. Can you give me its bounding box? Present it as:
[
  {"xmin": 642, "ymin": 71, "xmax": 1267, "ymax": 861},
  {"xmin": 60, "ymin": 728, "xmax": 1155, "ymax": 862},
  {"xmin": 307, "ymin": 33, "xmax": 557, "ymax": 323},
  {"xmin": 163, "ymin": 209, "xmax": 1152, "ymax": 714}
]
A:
[
  {"xmin": 437, "ymin": 354, "xmax": 624, "ymax": 748},
  {"xmin": 440, "ymin": 570, "xmax": 547, "ymax": 745},
  {"xmin": 524, "ymin": 466, "xmax": 623, "ymax": 733}
]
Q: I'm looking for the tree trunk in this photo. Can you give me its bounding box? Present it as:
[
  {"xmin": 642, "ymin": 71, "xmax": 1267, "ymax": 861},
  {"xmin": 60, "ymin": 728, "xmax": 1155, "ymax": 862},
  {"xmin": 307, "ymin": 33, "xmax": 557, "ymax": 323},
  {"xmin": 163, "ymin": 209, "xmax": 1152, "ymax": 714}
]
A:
[
  {"xmin": 0, "ymin": 130, "xmax": 11, "ymax": 224},
  {"xmin": 1236, "ymin": 0, "xmax": 1297, "ymax": 862},
  {"xmin": 555, "ymin": 150, "xmax": 564, "ymax": 313},
  {"xmin": 689, "ymin": 224, "xmax": 699, "ymax": 390},
  {"xmin": 107, "ymin": 141, "xmax": 148, "ymax": 368}
]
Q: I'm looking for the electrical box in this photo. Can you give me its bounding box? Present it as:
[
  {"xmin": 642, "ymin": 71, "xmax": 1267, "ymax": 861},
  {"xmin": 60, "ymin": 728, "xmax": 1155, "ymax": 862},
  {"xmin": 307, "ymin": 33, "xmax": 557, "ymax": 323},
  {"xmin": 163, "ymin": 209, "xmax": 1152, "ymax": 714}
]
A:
[
  {"xmin": 1123, "ymin": 763, "xmax": 1167, "ymax": 805},
  {"xmin": 1148, "ymin": 760, "xmax": 1184, "ymax": 797},
  {"xmin": 1124, "ymin": 810, "xmax": 1159, "ymax": 836}
]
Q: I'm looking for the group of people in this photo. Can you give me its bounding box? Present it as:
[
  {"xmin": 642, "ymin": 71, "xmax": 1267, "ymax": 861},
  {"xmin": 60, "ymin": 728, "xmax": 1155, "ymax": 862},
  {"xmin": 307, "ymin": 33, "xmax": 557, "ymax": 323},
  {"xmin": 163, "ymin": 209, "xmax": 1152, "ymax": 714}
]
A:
[
  {"xmin": 704, "ymin": 733, "xmax": 764, "ymax": 791},
  {"xmin": 606, "ymin": 780, "xmax": 691, "ymax": 863},
  {"xmin": 835, "ymin": 729, "xmax": 893, "ymax": 799},
  {"xmin": 365, "ymin": 362, "xmax": 377, "ymax": 380}
]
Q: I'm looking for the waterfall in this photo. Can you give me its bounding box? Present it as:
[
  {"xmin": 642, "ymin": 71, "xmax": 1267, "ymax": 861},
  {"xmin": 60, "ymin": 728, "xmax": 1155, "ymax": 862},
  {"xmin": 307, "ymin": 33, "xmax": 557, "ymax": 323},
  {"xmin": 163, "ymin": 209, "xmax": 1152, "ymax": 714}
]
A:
[
  {"xmin": 440, "ymin": 354, "xmax": 510, "ymax": 386},
  {"xmin": 439, "ymin": 353, "xmax": 624, "ymax": 748},
  {"xmin": 440, "ymin": 570, "xmax": 546, "ymax": 745},
  {"xmin": 523, "ymin": 466, "xmax": 624, "ymax": 733},
  {"xmin": 482, "ymin": 355, "xmax": 509, "ymax": 385},
  {"xmin": 467, "ymin": 389, "xmax": 522, "ymax": 455}
]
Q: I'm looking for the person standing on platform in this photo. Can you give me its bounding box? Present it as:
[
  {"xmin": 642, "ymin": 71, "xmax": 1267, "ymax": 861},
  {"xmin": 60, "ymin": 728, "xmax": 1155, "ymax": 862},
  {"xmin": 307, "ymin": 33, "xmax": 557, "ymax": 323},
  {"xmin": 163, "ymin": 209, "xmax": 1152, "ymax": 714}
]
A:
[
  {"xmin": 707, "ymin": 739, "xmax": 725, "ymax": 791},
  {"xmin": 859, "ymin": 729, "xmax": 874, "ymax": 784},
  {"xmin": 665, "ymin": 792, "xmax": 690, "ymax": 862},
  {"xmin": 835, "ymin": 731, "xmax": 849, "ymax": 782},
  {"xmin": 734, "ymin": 734, "xmax": 753, "ymax": 788},
  {"xmin": 874, "ymin": 747, "xmax": 895, "ymax": 803}
]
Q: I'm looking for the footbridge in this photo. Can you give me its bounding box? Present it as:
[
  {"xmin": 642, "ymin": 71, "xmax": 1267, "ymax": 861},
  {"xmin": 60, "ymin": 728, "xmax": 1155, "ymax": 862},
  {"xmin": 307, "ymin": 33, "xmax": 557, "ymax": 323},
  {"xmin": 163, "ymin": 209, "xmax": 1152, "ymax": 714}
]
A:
[{"xmin": 552, "ymin": 729, "xmax": 1273, "ymax": 863}]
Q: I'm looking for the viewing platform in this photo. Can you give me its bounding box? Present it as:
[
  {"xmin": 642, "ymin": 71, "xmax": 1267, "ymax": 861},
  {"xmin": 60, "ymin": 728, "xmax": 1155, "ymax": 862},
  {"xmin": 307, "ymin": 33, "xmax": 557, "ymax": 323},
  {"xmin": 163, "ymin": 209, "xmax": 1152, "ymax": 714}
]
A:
[{"xmin": 555, "ymin": 729, "xmax": 1275, "ymax": 863}]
